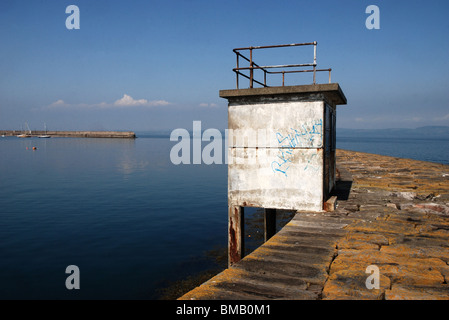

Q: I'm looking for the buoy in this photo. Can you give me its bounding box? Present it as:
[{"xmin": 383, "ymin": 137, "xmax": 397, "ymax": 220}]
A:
[{"xmin": 32, "ymin": 147, "xmax": 37, "ymax": 150}]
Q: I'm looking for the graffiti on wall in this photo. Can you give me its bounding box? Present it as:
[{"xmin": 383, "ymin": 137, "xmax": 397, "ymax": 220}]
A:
[{"xmin": 271, "ymin": 119, "xmax": 323, "ymax": 177}]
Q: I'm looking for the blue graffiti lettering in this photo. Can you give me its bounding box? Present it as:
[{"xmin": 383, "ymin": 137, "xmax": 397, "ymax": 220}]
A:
[{"xmin": 271, "ymin": 120, "xmax": 323, "ymax": 177}]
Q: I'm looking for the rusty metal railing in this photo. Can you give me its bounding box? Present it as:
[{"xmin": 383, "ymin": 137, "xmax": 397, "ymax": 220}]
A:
[{"xmin": 233, "ymin": 42, "xmax": 332, "ymax": 89}]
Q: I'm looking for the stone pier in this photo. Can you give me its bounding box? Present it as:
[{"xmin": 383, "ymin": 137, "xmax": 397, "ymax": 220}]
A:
[
  {"xmin": 0, "ymin": 130, "xmax": 136, "ymax": 138},
  {"xmin": 179, "ymin": 149, "xmax": 449, "ymax": 300}
]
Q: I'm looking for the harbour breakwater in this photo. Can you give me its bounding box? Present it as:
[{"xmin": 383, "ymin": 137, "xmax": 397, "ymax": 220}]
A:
[
  {"xmin": 179, "ymin": 149, "xmax": 449, "ymax": 300},
  {"xmin": 1, "ymin": 130, "xmax": 136, "ymax": 138}
]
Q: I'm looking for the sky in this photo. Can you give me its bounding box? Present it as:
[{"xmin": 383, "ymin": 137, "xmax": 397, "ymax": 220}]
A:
[{"xmin": 1, "ymin": 0, "xmax": 448, "ymax": 131}]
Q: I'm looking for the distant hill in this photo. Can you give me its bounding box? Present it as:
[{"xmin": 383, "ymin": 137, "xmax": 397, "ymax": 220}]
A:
[
  {"xmin": 135, "ymin": 126, "xmax": 449, "ymax": 139},
  {"xmin": 337, "ymin": 126, "xmax": 449, "ymax": 139},
  {"xmin": 134, "ymin": 130, "xmax": 172, "ymax": 138}
]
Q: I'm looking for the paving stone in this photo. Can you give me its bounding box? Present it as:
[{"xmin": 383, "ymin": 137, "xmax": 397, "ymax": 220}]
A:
[
  {"xmin": 322, "ymin": 270, "xmax": 391, "ymax": 300},
  {"xmin": 385, "ymin": 285, "xmax": 449, "ymax": 300}
]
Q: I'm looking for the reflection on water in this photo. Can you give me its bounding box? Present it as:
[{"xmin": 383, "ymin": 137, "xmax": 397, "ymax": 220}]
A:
[{"xmin": 0, "ymin": 136, "xmax": 228, "ymax": 299}]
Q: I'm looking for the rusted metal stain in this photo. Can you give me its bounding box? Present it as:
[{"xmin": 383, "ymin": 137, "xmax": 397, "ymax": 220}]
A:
[{"xmin": 228, "ymin": 207, "xmax": 241, "ymax": 265}]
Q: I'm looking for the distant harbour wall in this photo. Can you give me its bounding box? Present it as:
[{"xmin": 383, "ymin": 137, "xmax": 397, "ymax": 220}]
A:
[{"xmin": 0, "ymin": 130, "xmax": 136, "ymax": 138}]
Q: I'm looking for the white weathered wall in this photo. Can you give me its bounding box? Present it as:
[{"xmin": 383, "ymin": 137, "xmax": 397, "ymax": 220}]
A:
[
  {"xmin": 228, "ymin": 101, "xmax": 324, "ymax": 148},
  {"xmin": 228, "ymin": 100, "xmax": 325, "ymax": 211}
]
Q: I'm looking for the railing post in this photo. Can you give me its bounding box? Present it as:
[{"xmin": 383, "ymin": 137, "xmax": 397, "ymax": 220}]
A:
[
  {"xmin": 313, "ymin": 66, "xmax": 316, "ymax": 84},
  {"xmin": 313, "ymin": 42, "xmax": 317, "ymax": 85},
  {"xmin": 236, "ymin": 53, "xmax": 239, "ymax": 89},
  {"xmin": 249, "ymin": 48, "xmax": 253, "ymax": 88}
]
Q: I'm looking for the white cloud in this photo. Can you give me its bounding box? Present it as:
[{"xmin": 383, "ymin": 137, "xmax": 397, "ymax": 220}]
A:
[
  {"xmin": 91, "ymin": 102, "xmax": 108, "ymax": 108},
  {"xmin": 113, "ymin": 94, "xmax": 170, "ymax": 107},
  {"xmin": 199, "ymin": 102, "xmax": 218, "ymax": 108},
  {"xmin": 114, "ymin": 94, "xmax": 148, "ymax": 106},
  {"xmin": 45, "ymin": 99, "xmax": 69, "ymax": 109},
  {"xmin": 43, "ymin": 94, "xmax": 171, "ymax": 110}
]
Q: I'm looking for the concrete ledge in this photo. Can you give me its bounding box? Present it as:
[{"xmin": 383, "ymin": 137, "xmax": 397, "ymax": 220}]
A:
[
  {"xmin": 324, "ymin": 196, "xmax": 338, "ymax": 212},
  {"xmin": 219, "ymin": 83, "xmax": 347, "ymax": 106}
]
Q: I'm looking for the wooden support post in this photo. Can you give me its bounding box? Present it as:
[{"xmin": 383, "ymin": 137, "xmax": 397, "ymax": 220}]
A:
[
  {"xmin": 228, "ymin": 205, "xmax": 244, "ymax": 267},
  {"xmin": 264, "ymin": 208, "xmax": 276, "ymax": 242}
]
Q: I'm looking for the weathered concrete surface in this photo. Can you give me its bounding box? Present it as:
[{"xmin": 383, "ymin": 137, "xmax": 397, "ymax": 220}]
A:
[
  {"xmin": 179, "ymin": 149, "xmax": 449, "ymax": 300},
  {"xmin": 227, "ymin": 100, "xmax": 327, "ymax": 212},
  {"xmin": 226, "ymin": 93, "xmax": 341, "ymax": 213},
  {"xmin": 224, "ymin": 85, "xmax": 345, "ymax": 265},
  {"xmin": 228, "ymin": 147, "xmax": 324, "ymax": 210},
  {"xmin": 220, "ymin": 83, "xmax": 347, "ymax": 106}
]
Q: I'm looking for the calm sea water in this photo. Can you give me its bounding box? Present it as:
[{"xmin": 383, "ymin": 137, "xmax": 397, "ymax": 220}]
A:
[
  {"xmin": 0, "ymin": 134, "xmax": 448, "ymax": 299},
  {"xmin": 0, "ymin": 136, "xmax": 229, "ymax": 299},
  {"xmin": 337, "ymin": 136, "xmax": 449, "ymax": 165}
]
